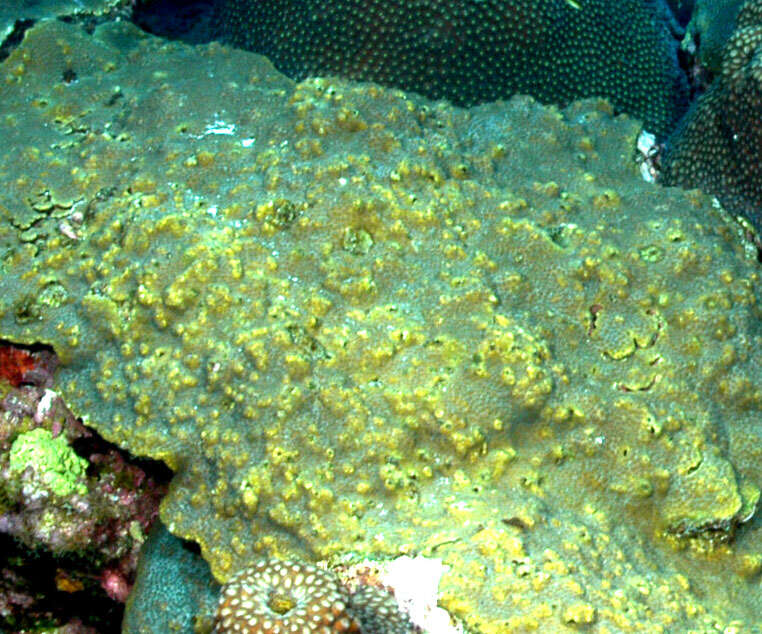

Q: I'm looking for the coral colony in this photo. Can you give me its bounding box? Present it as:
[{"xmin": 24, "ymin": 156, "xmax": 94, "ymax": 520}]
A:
[{"xmin": 1, "ymin": 1, "xmax": 762, "ymax": 631}]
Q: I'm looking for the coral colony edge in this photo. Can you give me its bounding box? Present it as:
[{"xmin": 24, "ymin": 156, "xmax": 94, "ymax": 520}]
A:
[{"xmin": 1, "ymin": 0, "xmax": 762, "ymax": 632}]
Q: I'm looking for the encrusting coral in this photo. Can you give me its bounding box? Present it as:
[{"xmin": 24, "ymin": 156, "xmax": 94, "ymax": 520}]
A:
[
  {"xmin": 3, "ymin": 15, "xmax": 762, "ymax": 633},
  {"xmin": 0, "ymin": 0, "xmax": 130, "ymax": 46}
]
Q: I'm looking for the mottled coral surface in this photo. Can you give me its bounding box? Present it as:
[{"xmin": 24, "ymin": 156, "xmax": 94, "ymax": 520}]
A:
[
  {"xmin": 0, "ymin": 0, "xmax": 131, "ymax": 52},
  {"xmin": 2, "ymin": 17, "xmax": 762, "ymax": 633}
]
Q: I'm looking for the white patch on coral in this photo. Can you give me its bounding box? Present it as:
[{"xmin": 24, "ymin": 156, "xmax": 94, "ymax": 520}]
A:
[
  {"xmin": 34, "ymin": 389, "xmax": 58, "ymax": 424},
  {"xmin": 636, "ymin": 129, "xmax": 658, "ymax": 183},
  {"xmin": 380, "ymin": 556, "xmax": 463, "ymax": 634},
  {"xmin": 639, "ymin": 160, "xmax": 655, "ymax": 183},
  {"xmin": 636, "ymin": 130, "xmax": 656, "ymax": 157},
  {"xmin": 203, "ymin": 119, "xmax": 236, "ymax": 136},
  {"xmin": 58, "ymin": 220, "xmax": 79, "ymax": 240}
]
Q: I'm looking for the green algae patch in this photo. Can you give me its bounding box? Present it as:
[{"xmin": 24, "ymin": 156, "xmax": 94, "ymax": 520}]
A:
[
  {"xmin": 2, "ymin": 18, "xmax": 762, "ymax": 633},
  {"xmin": 9, "ymin": 428, "xmax": 88, "ymax": 498}
]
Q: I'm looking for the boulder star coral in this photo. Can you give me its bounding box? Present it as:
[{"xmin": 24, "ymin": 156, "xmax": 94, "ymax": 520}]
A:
[
  {"xmin": 216, "ymin": 0, "xmax": 689, "ymax": 135},
  {"xmin": 348, "ymin": 585, "xmax": 419, "ymax": 634},
  {"xmin": 662, "ymin": 0, "xmax": 762, "ymax": 227}
]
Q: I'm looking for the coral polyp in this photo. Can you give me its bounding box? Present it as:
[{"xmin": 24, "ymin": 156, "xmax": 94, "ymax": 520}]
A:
[{"xmin": 214, "ymin": 561, "xmax": 359, "ymax": 633}]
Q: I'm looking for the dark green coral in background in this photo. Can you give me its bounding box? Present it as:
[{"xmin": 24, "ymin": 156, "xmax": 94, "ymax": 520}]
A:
[
  {"xmin": 662, "ymin": 0, "xmax": 762, "ymax": 227},
  {"xmin": 216, "ymin": 0, "xmax": 689, "ymax": 136},
  {"xmin": 685, "ymin": 0, "xmax": 746, "ymax": 72}
]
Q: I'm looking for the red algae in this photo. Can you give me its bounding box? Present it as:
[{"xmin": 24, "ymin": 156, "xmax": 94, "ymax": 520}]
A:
[{"xmin": 0, "ymin": 343, "xmax": 37, "ymax": 387}]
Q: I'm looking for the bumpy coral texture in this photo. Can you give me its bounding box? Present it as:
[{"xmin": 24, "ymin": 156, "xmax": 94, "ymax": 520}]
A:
[
  {"xmin": 216, "ymin": 0, "xmax": 688, "ymax": 135},
  {"xmin": 3, "ymin": 19, "xmax": 762, "ymax": 632},
  {"xmin": 214, "ymin": 561, "xmax": 359, "ymax": 633},
  {"xmin": 348, "ymin": 585, "xmax": 418, "ymax": 634},
  {"xmin": 122, "ymin": 523, "xmax": 219, "ymax": 634},
  {"xmin": 663, "ymin": 0, "xmax": 762, "ymax": 227}
]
